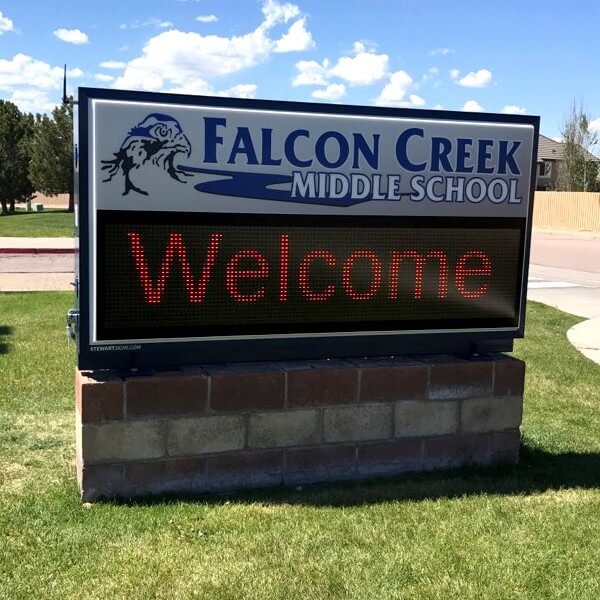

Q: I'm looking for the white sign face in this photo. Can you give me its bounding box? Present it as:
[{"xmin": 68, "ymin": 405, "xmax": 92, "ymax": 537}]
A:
[{"xmin": 90, "ymin": 99, "xmax": 535, "ymax": 218}]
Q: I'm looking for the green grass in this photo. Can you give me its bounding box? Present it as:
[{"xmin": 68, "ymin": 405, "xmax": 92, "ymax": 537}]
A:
[
  {"xmin": 0, "ymin": 209, "xmax": 74, "ymax": 238},
  {"xmin": 1, "ymin": 294, "xmax": 600, "ymax": 599}
]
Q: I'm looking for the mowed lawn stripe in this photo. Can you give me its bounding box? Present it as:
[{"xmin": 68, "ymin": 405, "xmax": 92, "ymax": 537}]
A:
[{"xmin": 1, "ymin": 293, "xmax": 599, "ymax": 599}]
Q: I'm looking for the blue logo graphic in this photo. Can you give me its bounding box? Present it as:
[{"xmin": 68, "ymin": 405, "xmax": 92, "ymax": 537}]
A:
[{"xmin": 102, "ymin": 113, "xmax": 192, "ymax": 196}]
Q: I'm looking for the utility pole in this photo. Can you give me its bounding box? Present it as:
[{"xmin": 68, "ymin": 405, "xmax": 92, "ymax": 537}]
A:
[{"xmin": 62, "ymin": 64, "xmax": 68, "ymax": 106}]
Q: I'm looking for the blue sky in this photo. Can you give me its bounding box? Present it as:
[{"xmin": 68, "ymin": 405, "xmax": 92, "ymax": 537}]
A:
[{"xmin": 1, "ymin": 0, "xmax": 599, "ymax": 138}]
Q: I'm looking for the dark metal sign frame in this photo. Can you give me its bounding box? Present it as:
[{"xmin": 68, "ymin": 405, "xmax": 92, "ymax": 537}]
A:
[{"xmin": 76, "ymin": 87, "xmax": 539, "ymax": 370}]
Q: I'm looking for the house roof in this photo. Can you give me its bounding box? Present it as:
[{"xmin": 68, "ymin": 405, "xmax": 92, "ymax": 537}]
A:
[
  {"xmin": 537, "ymin": 133, "xmax": 600, "ymax": 162},
  {"xmin": 537, "ymin": 134, "xmax": 565, "ymax": 161}
]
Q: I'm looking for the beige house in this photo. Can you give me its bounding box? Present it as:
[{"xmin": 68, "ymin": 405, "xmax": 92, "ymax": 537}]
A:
[
  {"xmin": 536, "ymin": 134, "xmax": 600, "ymax": 190},
  {"xmin": 536, "ymin": 134, "xmax": 564, "ymax": 190}
]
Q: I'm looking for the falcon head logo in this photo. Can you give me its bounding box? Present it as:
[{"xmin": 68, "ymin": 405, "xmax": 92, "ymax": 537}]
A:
[{"xmin": 101, "ymin": 113, "xmax": 192, "ymax": 196}]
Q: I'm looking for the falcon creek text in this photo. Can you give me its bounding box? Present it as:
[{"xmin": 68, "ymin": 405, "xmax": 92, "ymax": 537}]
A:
[{"xmin": 203, "ymin": 119, "xmax": 525, "ymax": 203}]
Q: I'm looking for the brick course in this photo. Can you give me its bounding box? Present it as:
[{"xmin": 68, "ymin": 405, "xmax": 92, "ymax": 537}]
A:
[
  {"xmin": 75, "ymin": 354, "xmax": 525, "ymax": 500},
  {"xmin": 126, "ymin": 372, "xmax": 207, "ymax": 418}
]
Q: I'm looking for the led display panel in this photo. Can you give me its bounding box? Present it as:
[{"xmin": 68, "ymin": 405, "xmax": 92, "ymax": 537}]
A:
[{"xmin": 97, "ymin": 212, "xmax": 523, "ymax": 341}]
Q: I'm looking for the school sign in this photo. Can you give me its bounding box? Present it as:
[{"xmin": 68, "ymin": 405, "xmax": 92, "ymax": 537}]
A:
[{"xmin": 75, "ymin": 88, "xmax": 539, "ymax": 370}]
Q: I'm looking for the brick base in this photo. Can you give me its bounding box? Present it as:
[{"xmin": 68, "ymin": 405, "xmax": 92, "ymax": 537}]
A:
[{"xmin": 75, "ymin": 354, "xmax": 524, "ymax": 501}]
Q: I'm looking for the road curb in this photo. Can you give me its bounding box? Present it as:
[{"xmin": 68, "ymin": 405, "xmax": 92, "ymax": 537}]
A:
[{"xmin": 0, "ymin": 248, "xmax": 75, "ymax": 255}]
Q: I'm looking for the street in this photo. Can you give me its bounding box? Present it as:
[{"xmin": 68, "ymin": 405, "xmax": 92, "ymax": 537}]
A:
[{"xmin": 528, "ymin": 232, "xmax": 600, "ymax": 319}]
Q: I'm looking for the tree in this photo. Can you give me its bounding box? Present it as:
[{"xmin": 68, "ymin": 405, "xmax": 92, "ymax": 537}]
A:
[
  {"xmin": 558, "ymin": 100, "xmax": 600, "ymax": 192},
  {"xmin": 29, "ymin": 100, "xmax": 74, "ymax": 212},
  {"xmin": 0, "ymin": 100, "xmax": 36, "ymax": 214}
]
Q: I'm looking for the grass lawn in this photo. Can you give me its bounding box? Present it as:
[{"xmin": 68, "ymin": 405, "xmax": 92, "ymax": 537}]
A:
[
  {"xmin": 1, "ymin": 294, "xmax": 599, "ymax": 599},
  {"xmin": 0, "ymin": 209, "xmax": 74, "ymax": 238}
]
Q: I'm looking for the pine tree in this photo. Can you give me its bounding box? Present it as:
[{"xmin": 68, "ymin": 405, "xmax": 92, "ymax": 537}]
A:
[
  {"xmin": 0, "ymin": 100, "xmax": 35, "ymax": 214},
  {"xmin": 29, "ymin": 100, "xmax": 74, "ymax": 212}
]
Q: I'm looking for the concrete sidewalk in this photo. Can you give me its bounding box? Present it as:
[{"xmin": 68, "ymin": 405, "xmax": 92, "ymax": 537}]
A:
[
  {"xmin": 0, "ymin": 236, "xmax": 75, "ymax": 253},
  {"xmin": 568, "ymin": 317, "xmax": 600, "ymax": 365}
]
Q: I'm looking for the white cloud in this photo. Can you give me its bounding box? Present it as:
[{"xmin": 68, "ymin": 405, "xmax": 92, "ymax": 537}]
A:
[
  {"xmin": 430, "ymin": 48, "xmax": 455, "ymax": 56},
  {"xmin": 274, "ymin": 17, "xmax": 314, "ymax": 52},
  {"xmin": 261, "ymin": 0, "xmax": 300, "ymax": 26},
  {"xmin": 502, "ymin": 105, "xmax": 526, "ymax": 115},
  {"xmin": 462, "ymin": 100, "xmax": 484, "ymax": 112},
  {"xmin": 94, "ymin": 73, "xmax": 115, "ymax": 83},
  {"xmin": 417, "ymin": 67, "xmax": 439, "ymax": 89},
  {"xmin": 450, "ymin": 68, "xmax": 460, "ymax": 80},
  {"xmin": 311, "ymin": 83, "xmax": 346, "ymax": 101},
  {"xmin": 589, "ymin": 118, "xmax": 600, "ymax": 133},
  {"xmin": 0, "ymin": 53, "xmax": 83, "ymax": 111},
  {"xmin": 329, "ymin": 46, "xmax": 388, "ymax": 86},
  {"xmin": 374, "ymin": 70, "xmax": 413, "ymax": 105},
  {"xmin": 99, "ymin": 61, "xmax": 127, "ymax": 69},
  {"xmin": 292, "ymin": 59, "xmax": 329, "ymax": 86},
  {"xmin": 168, "ymin": 80, "xmax": 258, "ymax": 99},
  {"xmin": 456, "ymin": 69, "xmax": 492, "ymax": 88},
  {"xmin": 432, "ymin": 104, "xmax": 445, "ymax": 110},
  {"xmin": 53, "ymin": 28, "xmax": 89, "ymax": 45},
  {"xmin": 121, "ymin": 18, "xmax": 177, "ymax": 30},
  {"xmin": 218, "ymin": 84, "xmax": 258, "ymax": 99},
  {"xmin": 196, "ymin": 15, "xmax": 218, "ymax": 23},
  {"xmin": 7, "ymin": 90, "xmax": 57, "ymax": 113},
  {"xmin": 114, "ymin": 1, "xmax": 313, "ymax": 92},
  {"xmin": 0, "ymin": 10, "xmax": 14, "ymax": 34},
  {"xmin": 407, "ymin": 94, "xmax": 425, "ymax": 106},
  {"xmin": 167, "ymin": 79, "xmax": 213, "ymax": 95}
]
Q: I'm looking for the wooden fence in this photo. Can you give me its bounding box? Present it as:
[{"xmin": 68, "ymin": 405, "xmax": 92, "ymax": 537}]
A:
[{"xmin": 533, "ymin": 192, "xmax": 600, "ymax": 232}]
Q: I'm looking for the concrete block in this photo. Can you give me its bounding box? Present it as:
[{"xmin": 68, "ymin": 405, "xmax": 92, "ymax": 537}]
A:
[
  {"xmin": 494, "ymin": 359, "xmax": 525, "ymax": 397},
  {"xmin": 124, "ymin": 457, "xmax": 207, "ymax": 496},
  {"xmin": 489, "ymin": 429, "xmax": 521, "ymax": 464},
  {"xmin": 82, "ymin": 420, "xmax": 165, "ymax": 464},
  {"xmin": 80, "ymin": 464, "xmax": 125, "ymax": 501},
  {"xmin": 167, "ymin": 415, "xmax": 245, "ymax": 456},
  {"xmin": 461, "ymin": 396, "xmax": 523, "ymax": 433},
  {"xmin": 209, "ymin": 371, "xmax": 285, "ymax": 412},
  {"xmin": 357, "ymin": 438, "xmax": 423, "ymax": 476},
  {"xmin": 287, "ymin": 366, "xmax": 359, "ymax": 407},
  {"xmin": 324, "ymin": 403, "xmax": 393, "ymax": 443},
  {"xmin": 360, "ymin": 364, "xmax": 428, "ymax": 403},
  {"xmin": 395, "ymin": 400, "xmax": 459, "ymax": 437},
  {"xmin": 285, "ymin": 445, "xmax": 356, "ymax": 484},
  {"xmin": 76, "ymin": 369, "xmax": 124, "ymax": 423},
  {"xmin": 126, "ymin": 372, "xmax": 207, "ymax": 418},
  {"xmin": 429, "ymin": 361, "xmax": 493, "ymax": 400},
  {"xmin": 248, "ymin": 409, "xmax": 321, "ymax": 448},
  {"xmin": 207, "ymin": 450, "xmax": 284, "ymax": 491},
  {"xmin": 424, "ymin": 433, "xmax": 491, "ymax": 469}
]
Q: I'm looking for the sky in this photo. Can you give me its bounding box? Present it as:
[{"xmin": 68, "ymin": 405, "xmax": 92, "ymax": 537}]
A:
[{"xmin": 0, "ymin": 0, "xmax": 599, "ymax": 139}]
